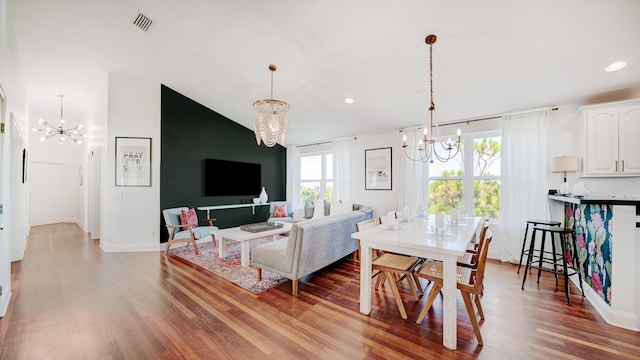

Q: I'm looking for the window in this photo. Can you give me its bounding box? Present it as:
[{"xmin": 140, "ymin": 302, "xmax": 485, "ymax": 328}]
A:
[
  {"xmin": 427, "ymin": 133, "xmax": 501, "ymax": 218},
  {"xmin": 299, "ymin": 153, "xmax": 333, "ymax": 203},
  {"xmin": 427, "ymin": 143, "xmax": 464, "ymax": 213},
  {"xmin": 473, "ymin": 136, "xmax": 501, "ymax": 218}
]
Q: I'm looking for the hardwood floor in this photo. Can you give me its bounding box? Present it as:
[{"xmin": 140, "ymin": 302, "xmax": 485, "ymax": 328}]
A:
[{"xmin": 1, "ymin": 223, "xmax": 638, "ymax": 359}]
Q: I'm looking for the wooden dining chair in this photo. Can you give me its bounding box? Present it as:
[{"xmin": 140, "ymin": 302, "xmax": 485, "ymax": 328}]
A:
[
  {"xmin": 415, "ymin": 229, "xmax": 493, "ymax": 345},
  {"xmin": 372, "ymin": 253, "xmax": 422, "ymax": 319},
  {"xmin": 354, "ymin": 218, "xmax": 380, "ymax": 261},
  {"xmin": 457, "ymin": 219, "xmax": 490, "ymax": 269},
  {"xmin": 355, "ymin": 217, "xmax": 422, "ymax": 320}
]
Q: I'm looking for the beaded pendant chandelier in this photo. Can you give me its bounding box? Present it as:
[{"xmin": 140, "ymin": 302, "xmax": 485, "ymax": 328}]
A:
[{"xmin": 252, "ymin": 64, "xmax": 291, "ymax": 147}]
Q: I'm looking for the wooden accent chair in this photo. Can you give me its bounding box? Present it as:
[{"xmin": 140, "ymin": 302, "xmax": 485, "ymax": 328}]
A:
[
  {"xmin": 162, "ymin": 207, "xmax": 218, "ymax": 256},
  {"xmin": 415, "ymin": 229, "xmax": 493, "ymax": 345}
]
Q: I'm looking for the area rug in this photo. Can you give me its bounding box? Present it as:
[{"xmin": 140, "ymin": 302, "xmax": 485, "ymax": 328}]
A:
[{"xmin": 168, "ymin": 238, "xmax": 288, "ymax": 294}]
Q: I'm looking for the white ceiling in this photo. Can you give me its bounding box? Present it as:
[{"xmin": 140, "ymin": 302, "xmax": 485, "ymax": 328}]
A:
[{"xmin": 12, "ymin": 0, "xmax": 640, "ymax": 146}]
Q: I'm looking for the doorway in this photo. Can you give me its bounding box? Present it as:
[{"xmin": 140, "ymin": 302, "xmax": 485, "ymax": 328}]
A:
[{"xmin": 29, "ymin": 162, "xmax": 64, "ymax": 226}]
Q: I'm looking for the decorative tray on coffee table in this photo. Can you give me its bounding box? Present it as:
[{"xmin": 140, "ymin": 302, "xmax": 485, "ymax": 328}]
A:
[{"xmin": 240, "ymin": 222, "xmax": 284, "ymax": 233}]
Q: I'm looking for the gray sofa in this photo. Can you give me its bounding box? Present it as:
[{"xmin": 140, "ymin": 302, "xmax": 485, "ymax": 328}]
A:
[{"xmin": 252, "ymin": 204, "xmax": 373, "ymax": 296}]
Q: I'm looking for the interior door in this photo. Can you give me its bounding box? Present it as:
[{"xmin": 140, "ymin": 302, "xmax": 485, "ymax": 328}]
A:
[
  {"xmin": 0, "ymin": 84, "xmax": 9, "ymax": 316},
  {"xmin": 9, "ymin": 114, "xmax": 26, "ymax": 261},
  {"xmin": 88, "ymin": 147, "xmax": 101, "ymax": 240},
  {"xmin": 29, "ymin": 162, "xmax": 64, "ymax": 226}
]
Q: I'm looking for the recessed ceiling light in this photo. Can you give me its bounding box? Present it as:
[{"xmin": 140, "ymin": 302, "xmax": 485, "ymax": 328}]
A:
[
  {"xmin": 345, "ymin": 97, "xmax": 354, "ymax": 104},
  {"xmin": 605, "ymin": 61, "xmax": 626, "ymax": 72}
]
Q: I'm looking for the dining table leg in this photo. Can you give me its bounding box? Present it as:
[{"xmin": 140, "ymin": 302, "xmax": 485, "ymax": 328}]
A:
[
  {"xmin": 359, "ymin": 243, "xmax": 372, "ymax": 315},
  {"xmin": 442, "ymin": 256, "xmax": 458, "ymax": 350}
]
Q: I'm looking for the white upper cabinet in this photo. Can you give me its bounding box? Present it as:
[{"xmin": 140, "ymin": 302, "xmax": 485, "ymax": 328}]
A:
[
  {"xmin": 618, "ymin": 105, "xmax": 640, "ymax": 174},
  {"xmin": 582, "ymin": 100, "xmax": 640, "ymax": 177}
]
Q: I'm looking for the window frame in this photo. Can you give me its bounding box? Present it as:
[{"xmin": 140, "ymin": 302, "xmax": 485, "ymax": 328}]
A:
[
  {"xmin": 298, "ymin": 151, "xmax": 334, "ymax": 203},
  {"xmin": 427, "ymin": 130, "xmax": 501, "ymax": 220}
]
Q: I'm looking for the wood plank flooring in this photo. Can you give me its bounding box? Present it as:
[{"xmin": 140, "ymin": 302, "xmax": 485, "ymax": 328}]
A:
[{"xmin": 1, "ymin": 223, "xmax": 639, "ymax": 359}]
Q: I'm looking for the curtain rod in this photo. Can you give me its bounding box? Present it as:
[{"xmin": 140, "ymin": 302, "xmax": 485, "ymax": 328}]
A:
[
  {"xmin": 294, "ymin": 136, "xmax": 358, "ymax": 148},
  {"xmin": 294, "ymin": 106, "xmax": 559, "ymax": 147},
  {"xmin": 402, "ymin": 106, "xmax": 559, "ymax": 130}
]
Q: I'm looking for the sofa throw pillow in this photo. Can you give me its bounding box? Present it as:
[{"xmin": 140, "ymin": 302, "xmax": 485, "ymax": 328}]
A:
[
  {"xmin": 273, "ymin": 203, "xmax": 288, "ymax": 218},
  {"xmin": 330, "ymin": 201, "xmax": 353, "ymax": 215},
  {"xmin": 180, "ymin": 208, "xmax": 198, "ymax": 228},
  {"xmin": 313, "ymin": 200, "xmax": 325, "ymax": 218}
]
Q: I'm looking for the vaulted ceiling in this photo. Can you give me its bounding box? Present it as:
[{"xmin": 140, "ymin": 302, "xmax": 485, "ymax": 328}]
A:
[{"xmin": 12, "ymin": 0, "xmax": 640, "ymax": 146}]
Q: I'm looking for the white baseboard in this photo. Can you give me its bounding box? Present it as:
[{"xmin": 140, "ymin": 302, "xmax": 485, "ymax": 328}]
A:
[{"xmin": 570, "ymin": 276, "xmax": 639, "ymax": 331}]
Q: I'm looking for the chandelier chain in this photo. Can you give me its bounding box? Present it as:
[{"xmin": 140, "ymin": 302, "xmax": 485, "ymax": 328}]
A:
[{"xmin": 429, "ymin": 40, "xmax": 434, "ymax": 111}]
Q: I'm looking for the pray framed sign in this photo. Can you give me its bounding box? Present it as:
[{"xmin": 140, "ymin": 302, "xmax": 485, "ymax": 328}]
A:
[{"xmin": 115, "ymin": 137, "xmax": 152, "ymax": 187}]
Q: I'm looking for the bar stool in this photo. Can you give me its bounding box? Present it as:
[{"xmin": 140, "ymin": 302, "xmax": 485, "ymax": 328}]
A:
[
  {"xmin": 521, "ymin": 225, "xmax": 585, "ymax": 304},
  {"xmin": 517, "ymin": 219, "xmax": 561, "ymax": 274}
]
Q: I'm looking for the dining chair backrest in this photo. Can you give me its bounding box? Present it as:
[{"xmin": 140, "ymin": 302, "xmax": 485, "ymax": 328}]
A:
[
  {"xmin": 472, "ymin": 229, "xmax": 493, "ymax": 293},
  {"xmin": 477, "ymin": 217, "xmax": 490, "ymax": 242},
  {"xmin": 356, "ymin": 218, "xmax": 380, "ymax": 232}
]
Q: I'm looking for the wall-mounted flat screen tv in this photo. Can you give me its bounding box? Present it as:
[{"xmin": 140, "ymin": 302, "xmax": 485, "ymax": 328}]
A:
[{"xmin": 203, "ymin": 159, "xmax": 261, "ymax": 196}]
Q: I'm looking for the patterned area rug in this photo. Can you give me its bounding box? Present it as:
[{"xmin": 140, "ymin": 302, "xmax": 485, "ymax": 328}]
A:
[{"xmin": 168, "ymin": 237, "xmax": 288, "ymax": 294}]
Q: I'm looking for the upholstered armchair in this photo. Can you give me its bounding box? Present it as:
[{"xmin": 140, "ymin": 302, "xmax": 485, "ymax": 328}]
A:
[{"xmin": 162, "ymin": 207, "xmax": 218, "ymax": 255}]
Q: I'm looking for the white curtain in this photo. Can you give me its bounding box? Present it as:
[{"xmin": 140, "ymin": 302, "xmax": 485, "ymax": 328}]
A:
[
  {"xmin": 399, "ymin": 128, "xmax": 428, "ymax": 213},
  {"xmin": 286, "ymin": 146, "xmax": 301, "ymax": 210},
  {"xmin": 500, "ymin": 109, "xmax": 550, "ymax": 262},
  {"xmin": 333, "ymin": 137, "xmax": 356, "ymax": 202}
]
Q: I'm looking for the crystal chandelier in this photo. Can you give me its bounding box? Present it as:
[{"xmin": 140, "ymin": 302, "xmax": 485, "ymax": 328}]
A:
[
  {"xmin": 252, "ymin": 64, "xmax": 291, "ymax": 147},
  {"xmin": 402, "ymin": 35, "xmax": 461, "ymax": 163},
  {"xmin": 32, "ymin": 95, "xmax": 87, "ymax": 144}
]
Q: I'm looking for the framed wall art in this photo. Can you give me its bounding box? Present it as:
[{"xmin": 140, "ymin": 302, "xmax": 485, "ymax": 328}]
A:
[
  {"xmin": 365, "ymin": 147, "xmax": 392, "ymax": 190},
  {"xmin": 115, "ymin": 137, "xmax": 151, "ymax": 187}
]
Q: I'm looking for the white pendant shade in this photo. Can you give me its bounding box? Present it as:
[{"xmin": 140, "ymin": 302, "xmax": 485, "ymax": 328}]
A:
[
  {"xmin": 252, "ymin": 64, "xmax": 290, "ymax": 147},
  {"xmin": 252, "ymin": 98, "xmax": 290, "ymax": 147}
]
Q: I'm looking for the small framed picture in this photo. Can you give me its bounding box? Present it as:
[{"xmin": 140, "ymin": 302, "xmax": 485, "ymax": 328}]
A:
[
  {"xmin": 365, "ymin": 147, "xmax": 392, "ymax": 190},
  {"xmin": 115, "ymin": 137, "xmax": 151, "ymax": 187}
]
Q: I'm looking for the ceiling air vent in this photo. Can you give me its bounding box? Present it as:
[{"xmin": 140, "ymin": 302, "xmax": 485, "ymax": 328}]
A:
[{"xmin": 133, "ymin": 13, "xmax": 152, "ymax": 32}]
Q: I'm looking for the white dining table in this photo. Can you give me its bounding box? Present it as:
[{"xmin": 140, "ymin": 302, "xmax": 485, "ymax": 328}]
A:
[{"xmin": 351, "ymin": 215, "xmax": 481, "ymax": 350}]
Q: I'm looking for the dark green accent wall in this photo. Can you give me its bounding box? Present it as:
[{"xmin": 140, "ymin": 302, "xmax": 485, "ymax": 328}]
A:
[{"xmin": 160, "ymin": 85, "xmax": 286, "ymax": 241}]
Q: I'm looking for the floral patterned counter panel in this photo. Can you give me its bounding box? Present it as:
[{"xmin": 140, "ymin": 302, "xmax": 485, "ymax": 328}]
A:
[{"xmin": 565, "ymin": 203, "xmax": 612, "ymax": 305}]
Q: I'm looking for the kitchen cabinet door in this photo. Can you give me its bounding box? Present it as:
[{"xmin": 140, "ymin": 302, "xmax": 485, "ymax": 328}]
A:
[
  {"xmin": 618, "ymin": 104, "xmax": 640, "ymax": 175},
  {"xmin": 585, "ymin": 107, "xmax": 619, "ymax": 175}
]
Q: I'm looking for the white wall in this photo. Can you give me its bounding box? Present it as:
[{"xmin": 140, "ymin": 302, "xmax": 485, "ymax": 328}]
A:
[
  {"xmin": 0, "ymin": 0, "xmax": 29, "ymax": 316},
  {"xmin": 100, "ymin": 72, "xmax": 160, "ymax": 252}
]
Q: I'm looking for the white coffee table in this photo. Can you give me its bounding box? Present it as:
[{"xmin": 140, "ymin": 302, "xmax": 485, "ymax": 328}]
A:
[{"xmin": 211, "ymin": 222, "xmax": 292, "ymax": 266}]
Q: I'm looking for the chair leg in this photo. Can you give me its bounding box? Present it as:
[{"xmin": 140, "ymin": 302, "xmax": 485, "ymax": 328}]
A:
[
  {"xmin": 190, "ymin": 238, "xmax": 199, "ymax": 255},
  {"xmin": 164, "ymin": 240, "xmax": 171, "ymax": 256},
  {"xmin": 474, "ymin": 293, "xmax": 485, "ymax": 320},
  {"xmin": 257, "ymin": 268, "xmax": 262, "ymax": 281},
  {"xmin": 416, "ymin": 282, "xmax": 442, "ymax": 324},
  {"xmin": 406, "ymin": 273, "xmax": 421, "ymax": 301},
  {"xmin": 517, "ymin": 223, "xmax": 531, "ymax": 274},
  {"xmin": 384, "ymin": 272, "xmax": 407, "ymax": 319},
  {"xmin": 412, "ymin": 272, "xmax": 425, "ymax": 296},
  {"xmin": 462, "ymin": 291, "xmax": 483, "ymax": 345},
  {"xmin": 292, "ymin": 279, "xmax": 299, "ymax": 297},
  {"xmin": 374, "ymin": 271, "xmax": 385, "ymax": 289}
]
